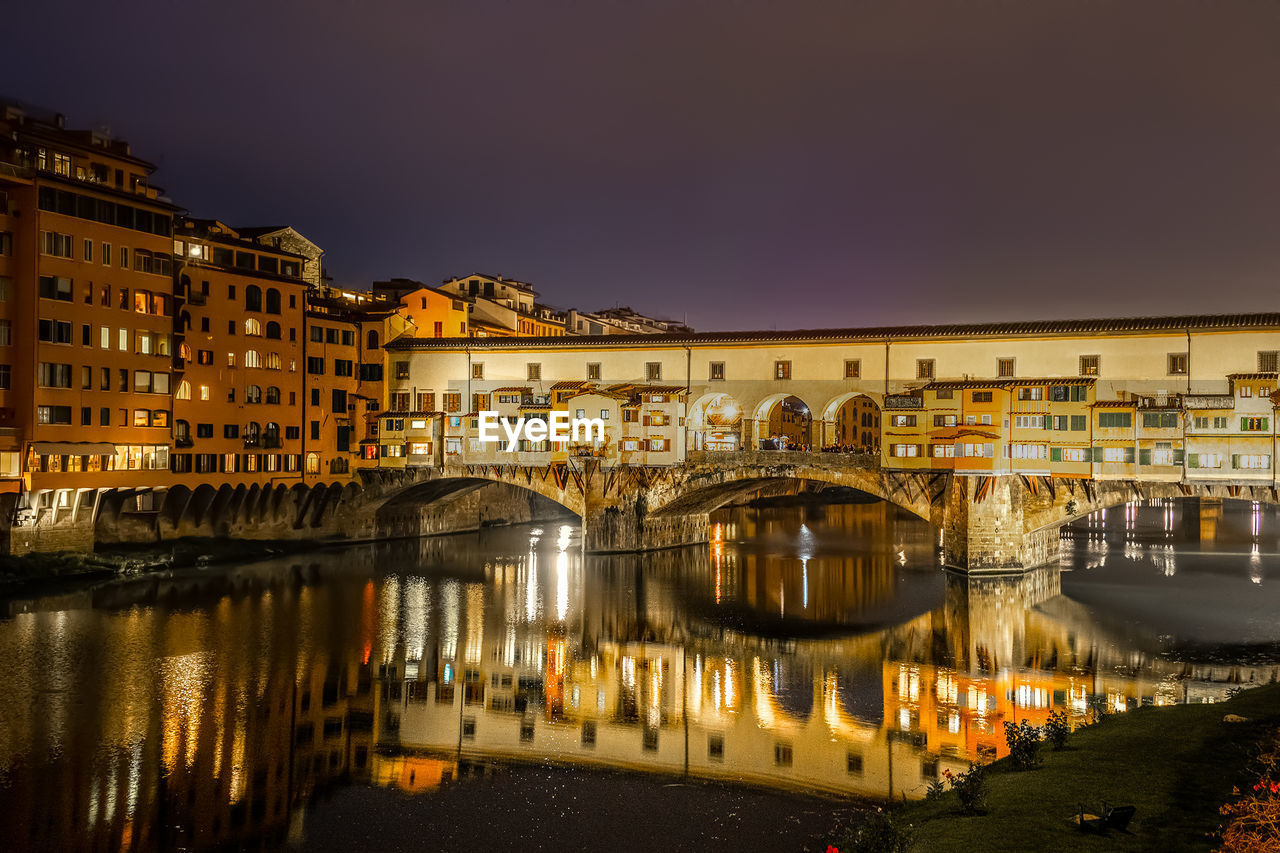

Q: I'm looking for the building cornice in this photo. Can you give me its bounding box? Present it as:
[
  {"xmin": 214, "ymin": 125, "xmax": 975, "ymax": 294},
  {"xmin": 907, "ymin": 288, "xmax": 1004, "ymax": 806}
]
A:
[{"xmin": 383, "ymin": 313, "xmax": 1280, "ymax": 351}]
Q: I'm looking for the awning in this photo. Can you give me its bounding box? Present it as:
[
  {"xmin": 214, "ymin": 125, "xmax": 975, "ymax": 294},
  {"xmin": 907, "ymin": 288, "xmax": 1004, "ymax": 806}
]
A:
[{"xmin": 30, "ymin": 441, "xmax": 118, "ymax": 455}]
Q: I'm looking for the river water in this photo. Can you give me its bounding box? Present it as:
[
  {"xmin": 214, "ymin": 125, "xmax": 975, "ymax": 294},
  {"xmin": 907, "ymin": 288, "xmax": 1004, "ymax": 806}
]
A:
[{"xmin": 1, "ymin": 497, "xmax": 1278, "ymax": 851}]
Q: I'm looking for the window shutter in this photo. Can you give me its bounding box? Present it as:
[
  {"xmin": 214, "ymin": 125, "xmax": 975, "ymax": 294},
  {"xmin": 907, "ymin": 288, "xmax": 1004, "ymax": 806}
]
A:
[
  {"xmin": 1232, "ymin": 454, "xmax": 1240, "ymax": 469},
  {"xmin": 1188, "ymin": 453, "xmax": 1198, "ymax": 468},
  {"xmin": 1124, "ymin": 447, "xmax": 1135, "ymax": 464},
  {"xmin": 1138, "ymin": 449, "xmax": 1151, "ymax": 466},
  {"xmin": 1265, "ymin": 418, "xmax": 1270, "ymax": 431},
  {"xmin": 1091, "ymin": 446, "xmax": 1101, "ymax": 462},
  {"xmin": 1050, "ymin": 447, "xmax": 1061, "ymax": 462},
  {"xmin": 1242, "ymin": 418, "xmax": 1249, "ymax": 431},
  {"xmin": 1174, "ymin": 449, "xmax": 1184, "ymax": 464}
]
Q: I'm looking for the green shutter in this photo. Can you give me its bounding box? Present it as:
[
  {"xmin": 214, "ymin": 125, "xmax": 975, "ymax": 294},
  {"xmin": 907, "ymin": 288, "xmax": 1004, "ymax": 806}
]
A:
[
  {"xmin": 1092, "ymin": 446, "xmax": 1102, "ymax": 462},
  {"xmin": 1139, "ymin": 449, "xmax": 1152, "ymax": 466},
  {"xmin": 1174, "ymin": 449, "xmax": 1184, "ymax": 464},
  {"xmin": 1188, "ymin": 453, "xmax": 1199, "ymax": 468},
  {"xmin": 1125, "ymin": 447, "xmax": 1135, "ymax": 464},
  {"xmin": 1264, "ymin": 418, "xmax": 1270, "ymax": 431},
  {"xmin": 1242, "ymin": 418, "xmax": 1249, "ymax": 431},
  {"xmin": 1050, "ymin": 447, "xmax": 1062, "ymax": 462},
  {"xmin": 1232, "ymin": 454, "xmax": 1240, "ymax": 469}
]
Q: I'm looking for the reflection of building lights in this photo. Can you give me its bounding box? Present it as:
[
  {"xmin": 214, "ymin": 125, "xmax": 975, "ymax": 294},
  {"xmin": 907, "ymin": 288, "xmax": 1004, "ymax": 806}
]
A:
[
  {"xmin": 555, "ymin": 549, "xmax": 568, "ymax": 621},
  {"xmin": 898, "ymin": 664, "xmax": 920, "ymax": 701},
  {"xmin": 443, "ymin": 664, "xmax": 453, "ymax": 683},
  {"xmin": 1251, "ymin": 544, "xmax": 1263, "ymax": 584}
]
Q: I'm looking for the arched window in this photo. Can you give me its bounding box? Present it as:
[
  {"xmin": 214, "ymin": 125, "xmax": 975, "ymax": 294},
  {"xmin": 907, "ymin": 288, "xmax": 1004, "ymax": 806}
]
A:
[
  {"xmin": 244, "ymin": 318, "xmax": 261, "ymax": 336},
  {"xmin": 265, "ymin": 386, "xmax": 280, "ymax": 404},
  {"xmin": 246, "ymin": 421, "xmax": 261, "ymax": 440},
  {"xmin": 245, "ymin": 385, "xmax": 262, "ymax": 404},
  {"xmin": 266, "ymin": 321, "xmax": 281, "ymax": 340},
  {"xmin": 175, "ymin": 419, "xmax": 190, "ymax": 442},
  {"xmin": 265, "ymin": 288, "xmax": 281, "ymax": 315},
  {"xmin": 265, "ymin": 352, "xmax": 281, "ymax": 370},
  {"xmin": 264, "ymin": 422, "xmax": 280, "ymax": 439},
  {"xmin": 175, "ymin": 380, "xmax": 191, "ymax": 400},
  {"xmin": 245, "ymin": 284, "xmax": 262, "ymax": 312},
  {"xmin": 179, "ymin": 343, "xmax": 192, "ymax": 361},
  {"xmin": 366, "ymin": 329, "xmax": 380, "ymax": 350},
  {"xmin": 305, "ymin": 452, "xmax": 320, "ymax": 474},
  {"xmin": 180, "ymin": 311, "xmax": 191, "ymax": 332},
  {"xmin": 244, "ymin": 350, "xmax": 261, "ymax": 368}
]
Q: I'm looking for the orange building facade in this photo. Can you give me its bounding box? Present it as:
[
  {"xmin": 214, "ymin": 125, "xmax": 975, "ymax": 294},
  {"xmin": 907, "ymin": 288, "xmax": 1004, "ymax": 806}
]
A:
[{"xmin": 0, "ymin": 101, "xmax": 468, "ymax": 527}]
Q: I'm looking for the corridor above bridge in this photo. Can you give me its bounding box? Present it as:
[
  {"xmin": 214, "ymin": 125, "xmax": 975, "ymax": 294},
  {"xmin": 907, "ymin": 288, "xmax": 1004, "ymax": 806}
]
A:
[{"xmin": 380, "ymin": 313, "xmax": 1280, "ymax": 487}]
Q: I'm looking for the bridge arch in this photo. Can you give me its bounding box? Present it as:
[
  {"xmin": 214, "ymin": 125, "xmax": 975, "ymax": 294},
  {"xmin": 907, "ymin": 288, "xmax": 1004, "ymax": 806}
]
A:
[
  {"xmin": 649, "ymin": 458, "xmax": 938, "ymax": 524},
  {"xmin": 363, "ymin": 470, "xmax": 585, "ymax": 540}
]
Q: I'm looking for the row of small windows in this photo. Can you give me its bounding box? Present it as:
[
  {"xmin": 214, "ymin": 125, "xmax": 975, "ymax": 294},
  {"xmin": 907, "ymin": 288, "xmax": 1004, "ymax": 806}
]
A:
[
  {"xmin": 309, "ymin": 326, "xmax": 357, "ymax": 346},
  {"xmin": 37, "ymin": 186, "xmax": 172, "ymax": 237},
  {"xmin": 468, "ymin": 352, "xmax": 1280, "ymax": 384},
  {"xmin": 37, "ymin": 364, "xmax": 171, "ymax": 393},
  {"xmin": 175, "ymin": 242, "xmax": 302, "ymax": 280}
]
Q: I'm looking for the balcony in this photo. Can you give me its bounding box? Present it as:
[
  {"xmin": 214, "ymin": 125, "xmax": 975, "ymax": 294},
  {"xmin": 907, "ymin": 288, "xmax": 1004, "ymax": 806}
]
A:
[
  {"xmin": 243, "ymin": 436, "xmax": 260, "ymax": 449},
  {"xmin": 263, "ymin": 436, "xmax": 282, "ymax": 449},
  {"xmin": 174, "ymin": 436, "xmax": 194, "ymax": 448}
]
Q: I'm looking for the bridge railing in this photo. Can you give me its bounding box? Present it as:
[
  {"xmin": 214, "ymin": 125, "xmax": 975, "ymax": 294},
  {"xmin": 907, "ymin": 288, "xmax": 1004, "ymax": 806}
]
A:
[{"xmin": 686, "ymin": 449, "xmax": 880, "ymax": 469}]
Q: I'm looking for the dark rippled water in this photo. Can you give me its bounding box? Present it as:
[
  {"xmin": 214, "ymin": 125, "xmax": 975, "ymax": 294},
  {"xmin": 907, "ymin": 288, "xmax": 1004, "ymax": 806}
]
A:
[{"xmin": 1, "ymin": 497, "xmax": 1277, "ymax": 851}]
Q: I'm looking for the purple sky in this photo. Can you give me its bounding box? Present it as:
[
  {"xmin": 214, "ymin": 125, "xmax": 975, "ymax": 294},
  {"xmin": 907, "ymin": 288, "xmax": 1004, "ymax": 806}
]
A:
[{"xmin": 8, "ymin": 0, "xmax": 1280, "ymax": 330}]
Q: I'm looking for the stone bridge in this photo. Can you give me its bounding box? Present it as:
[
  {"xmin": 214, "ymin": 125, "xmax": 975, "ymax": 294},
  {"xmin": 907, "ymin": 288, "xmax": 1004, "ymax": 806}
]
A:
[{"xmin": 8, "ymin": 451, "xmax": 1279, "ymax": 569}]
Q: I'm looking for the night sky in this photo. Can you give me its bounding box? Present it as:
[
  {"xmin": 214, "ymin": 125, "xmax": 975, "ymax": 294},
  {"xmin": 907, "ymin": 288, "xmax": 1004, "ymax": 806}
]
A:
[{"xmin": 8, "ymin": 1, "xmax": 1280, "ymax": 331}]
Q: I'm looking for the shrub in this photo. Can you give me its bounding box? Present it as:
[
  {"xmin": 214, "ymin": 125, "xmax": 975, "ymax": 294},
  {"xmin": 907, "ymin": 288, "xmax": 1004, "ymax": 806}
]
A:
[
  {"xmin": 838, "ymin": 811, "xmax": 915, "ymax": 853},
  {"xmin": 1045, "ymin": 710, "xmax": 1071, "ymax": 750},
  {"xmin": 925, "ymin": 774, "xmax": 947, "ymax": 800},
  {"xmin": 949, "ymin": 762, "xmax": 990, "ymax": 815},
  {"xmin": 1219, "ymin": 727, "xmax": 1280, "ymax": 852},
  {"xmin": 1004, "ymin": 719, "xmax": 1044, "ymax": 770}
]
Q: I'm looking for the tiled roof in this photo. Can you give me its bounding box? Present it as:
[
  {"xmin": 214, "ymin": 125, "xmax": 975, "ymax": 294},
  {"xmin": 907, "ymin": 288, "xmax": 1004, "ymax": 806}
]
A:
[
  {"xmin": 383, "ymin": 313, "xmax": 1280, "ymax": 350},
  {"xmin": 924, "ymin": 377, "xmax": 1097, "ymax": 391}
]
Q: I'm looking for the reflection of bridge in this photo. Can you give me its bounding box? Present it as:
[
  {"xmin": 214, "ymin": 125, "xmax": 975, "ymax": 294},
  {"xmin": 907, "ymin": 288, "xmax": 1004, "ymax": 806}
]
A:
[{"xmin": 3, "ymin": 526, "xmax": 1276, "ymax": 853}]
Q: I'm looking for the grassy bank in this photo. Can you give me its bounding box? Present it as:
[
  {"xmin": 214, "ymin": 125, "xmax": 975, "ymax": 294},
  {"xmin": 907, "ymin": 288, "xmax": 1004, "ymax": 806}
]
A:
[{"xmin": 892, "ymin": 683, "xmax": 1280, "ymax": 851}]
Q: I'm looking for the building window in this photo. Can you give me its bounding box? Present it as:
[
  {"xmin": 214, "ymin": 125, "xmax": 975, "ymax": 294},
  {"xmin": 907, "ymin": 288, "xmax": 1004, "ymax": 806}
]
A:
[
  {"xmin": 1167, "ymin": 353, "xmax": 1188, "ymax": 376},
  {"xmin": 1080, "ymin": 355, "xmax": 1100, "ymax": 376},
  {"xmin": 472, "ymin": 363, "xmax": 484, "ymax": 380},
  {"xmin": 997, "ymin": 357, "xmax": 1015, "ymax": 378},
  {"xmin": 972, "ymin": 391, "xmax": 992, "ymax": 403},
  {"xmin": 844, "ymin": 359, "xmax": 860, "ymax": 379},
  {"xmin": 708, "ymin": 361, "xmax": 725, "ymax": 381},
  {"xmin": 1258, "ymin": 351, "xmax": 1279, "ymax": 373},
  {"xmin": 646, "ymin": 362, "xmax": 662, "ymax": 381},
  {"xmin": 774, "ymin": 360, "xmax": 791, "ymax": 380},
  {"xmin": 1098, "ymin": 412, "xmax": 1132, "ymax": 429},
  {"xmin": 587, "ymin": 362, "xmax": 601, "ymax": 381},
  {"xmin": 916, "ymin": 359, "xmax": 935, "ymax": 380},
  {"xmin": 527, "ymin": 363, "xmax": 541, "ymax": 381}
]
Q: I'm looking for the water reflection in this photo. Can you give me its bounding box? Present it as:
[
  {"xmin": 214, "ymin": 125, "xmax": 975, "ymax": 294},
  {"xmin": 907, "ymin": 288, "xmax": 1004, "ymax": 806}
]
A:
[{"xmin": 0, "ymin": 499, "xmax": 1278, "ymax": 851}]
